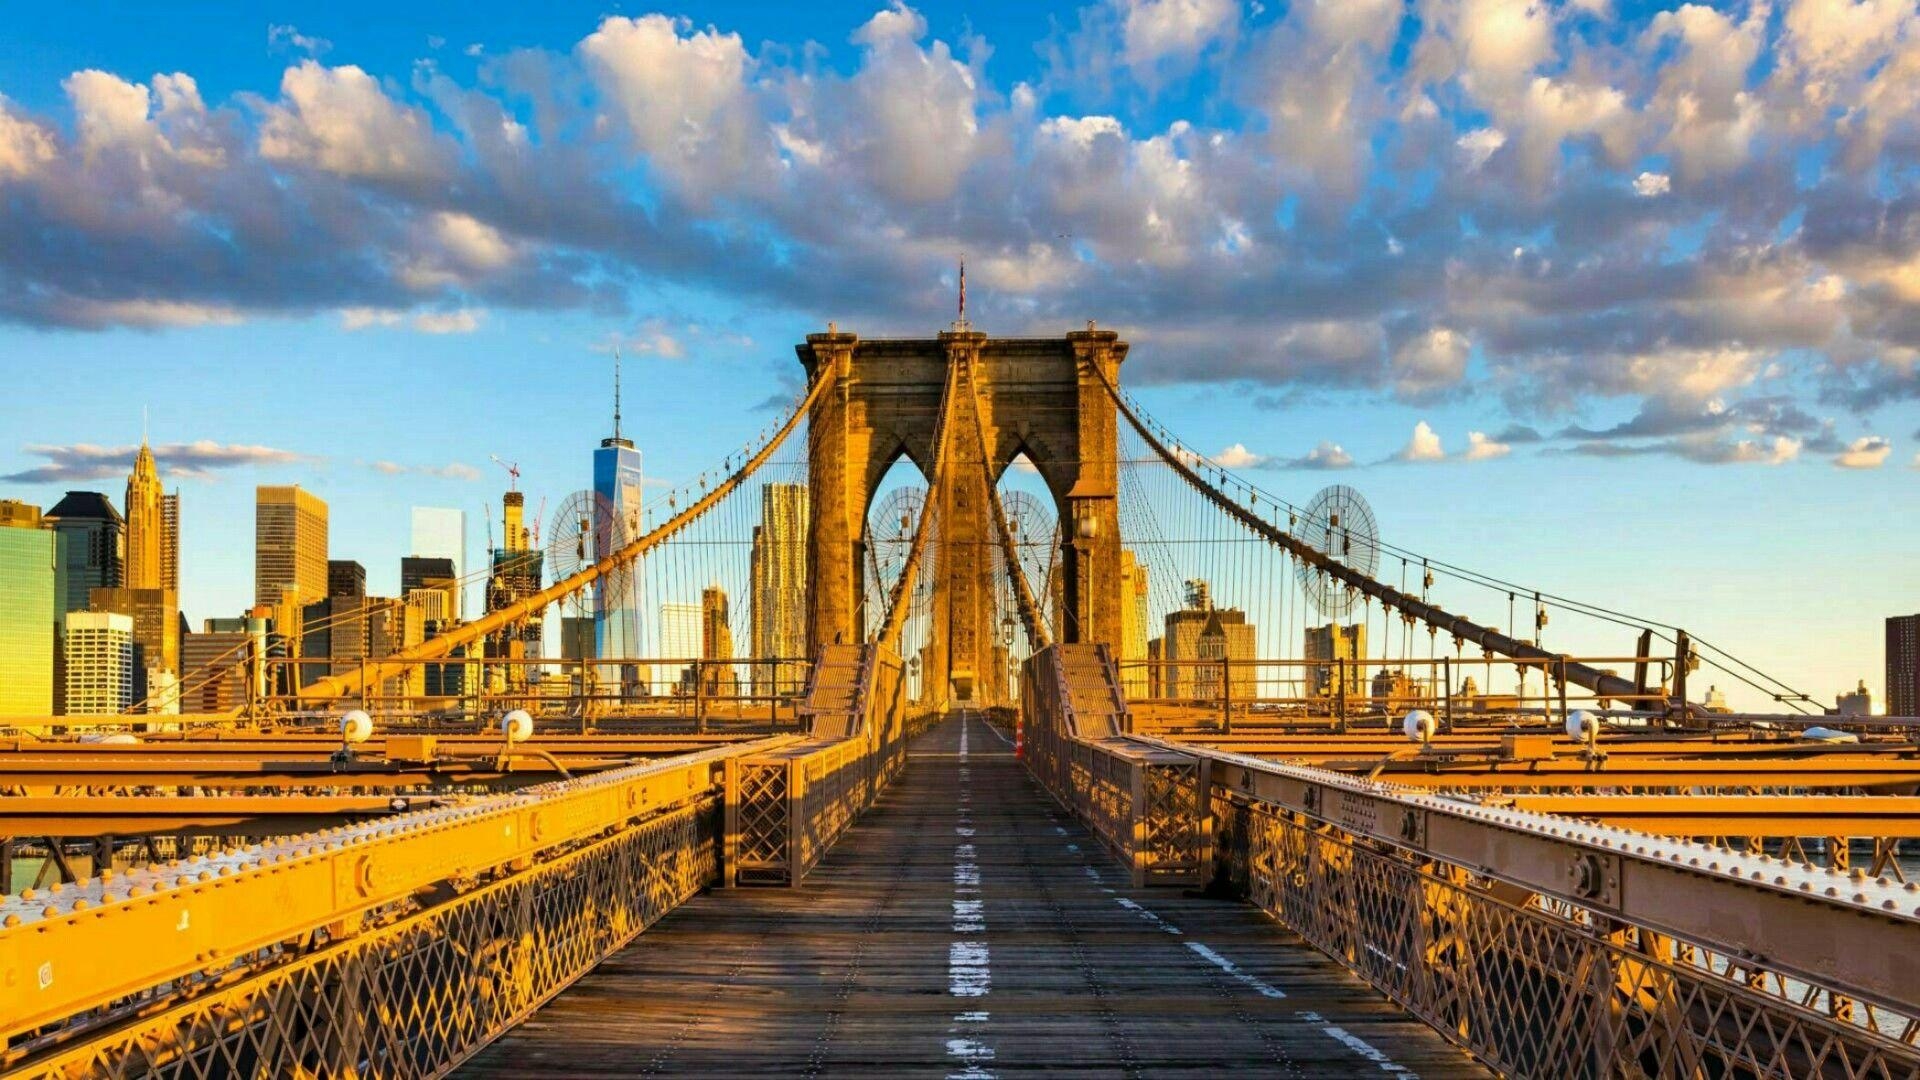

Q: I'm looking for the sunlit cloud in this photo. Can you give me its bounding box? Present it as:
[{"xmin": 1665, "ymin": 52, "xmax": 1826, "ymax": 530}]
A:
[{"xmin": 2, "ymin": 440, "xmax": 307, "ymax": 483}]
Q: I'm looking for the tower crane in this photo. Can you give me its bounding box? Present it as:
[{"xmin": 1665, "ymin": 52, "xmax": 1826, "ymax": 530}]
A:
[{"xmin": 490, "ymin": 455, "xmax": 521, "ymax": 491}]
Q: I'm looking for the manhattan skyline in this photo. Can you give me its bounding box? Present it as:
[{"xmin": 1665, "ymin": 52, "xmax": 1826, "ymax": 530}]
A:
[{"xmin": 1, "ymin": 0, "xmax": 1917, "ymax": 709}]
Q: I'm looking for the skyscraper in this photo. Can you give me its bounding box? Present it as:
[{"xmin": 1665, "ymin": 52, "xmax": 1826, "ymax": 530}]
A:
[
  {"xmin": 410, "ymin": 507, "xmax": 467, "ymax": 620},
  {"xmin": 701, "ymin": 584, "xmax": 737, "ymax": 695},
  {"xmin": 750, "ymin": 482, "xmax": 808, "ymax": 694},
  {"xmin": 88, "ymin": 586, "xmax": 179, "ymax": 701},
  {"xmin": 328, "ymin": 559, "xmax": 367, "ymax": 600},
  {"xmin": 1160, "ymin": 579, "xmax": 1216, "ymax": 698},
  {"xmin": 1889, "ymin": 614, "xmax": 1920, "ymax": 718},
  {"xmin": 255, "ymin": 486, "xmax": 328, "ymax": 608},
  {"xmin": 0, "ymin": 506, "xmax": 55, "ymax": 716},
  {"xmin": 401, "ymin": 555, "xmax": 459, "ymax": 642},
  {"xmin": 660, "ymin": 602, "xmax": 701, "ymax": 694},
  {"xmin": 1117, "ymin": 549, "xmax": 1148, "ymax": 696},
  {"xmin": 594, "ymin": 354, "xmax": 644, "ymax": 675},
  {"xmin": 126, "ymin": 439, "xmax": 164, "ymax": 590},
  {"xmin": 46, "ymin": 491, "xmax": 124, "ymax": 618},
  {"xmin": 1306, "ymin": 622, "xmax": 1368, "ymax": 699},
  {"xmin": 1195, "ymin": 607, "xmax": 1257, "ymax": 700},
  {"xmin": 182, "ymin": 622, "xmax": 249, "ymax": 713},
  {"xmin": 160, "ymin": 491, "xmax": 180, "ymax": 594},
  {"xmin": 64, "ymin": 611, "xmax": 134, "ymax": 714},
  {"xmin": 46, "ymin": 491, "xmax": 124, "ymax": 714}
]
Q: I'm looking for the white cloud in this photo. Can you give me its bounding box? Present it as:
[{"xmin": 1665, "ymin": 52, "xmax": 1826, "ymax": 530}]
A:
[
  {"xmin": 578, "ymin": 15, "xmax": 766, "ymax": 198},
  {"xmin": 830, "ymin": 4, "xmax": 983, "ymax": 204},
  {"xmin": 1210, "ymin": 443, "xmax": 1267, "ymax": 469},
  {"xmin": 340, "ymin": 307, "xmax": 402, "ymax": 330},
  {"xmin": 0, "ymin": 95, "xmax": 56, "ymax": 179},
  {"xmin": 1300, "ymin": 441, "xmax": 1353, "ymax": 469},
  {"xmin": 1397, "ymin": 420, "xmax": 1446, "ymax": 462},
  {"xmin": 431, "ymin": 211, "xmax": 515, "ymax": 271},
  {"xmin": 1392, "ymin": 327, "xmax": 1469, "ymax": 400},
  {"xmin": 267, "ymin": 24, "xmax": 331, "ymax": 57},
  {"xmin": 58, "ymin": 298, "xmax": 243, "ymax": 329},
  {"xmin": 258, "ymin": 61, "xmax": 448, "ymax": 181},
  {"xmin": 1633, "ymin": 171, "xmax": 1671, "ymax": 197},
  {"xmin": 412, "ymin": 308, "xmax": 483, "ymax": 334},
  {"xmin": 1463, "ymin": 431, "xmax": 1511, "ymax": 460},
  {"xmin": 1834, "ymin": 435, "xmax": 1892, "ymax": 468},
  {"xmin": 1118, "ymin": 0, "xmax": 1240, "ymax": 72},
  {"xmin": 1455, "ymin": 127, "xmax": 1506, "ymax": 170}
]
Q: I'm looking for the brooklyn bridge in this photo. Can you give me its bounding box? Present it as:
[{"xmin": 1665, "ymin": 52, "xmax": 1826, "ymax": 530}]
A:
[{"xmin": 2, "ymin": 328, "xmax": 1915, "ymax": 1079}]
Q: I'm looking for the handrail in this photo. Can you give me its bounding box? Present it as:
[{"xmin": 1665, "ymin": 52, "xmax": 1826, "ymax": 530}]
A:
[
  {"xmin": 1129, "ymin": 732, "xmax": 1920, "ymax": 1018},
  {"xmin": 0, "ymin": 735, "xmax": 796, "ymax": 1040}
]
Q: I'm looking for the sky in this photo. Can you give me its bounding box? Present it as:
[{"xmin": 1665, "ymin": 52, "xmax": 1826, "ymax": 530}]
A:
[{"xmin": 0, "ymin": 0, "xmax": 1917, "ymax": 710}]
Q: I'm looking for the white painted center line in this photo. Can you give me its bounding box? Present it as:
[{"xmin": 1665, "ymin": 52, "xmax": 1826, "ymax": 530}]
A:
[
  {"xmin": 945, "ymin": 713, "xmax": 997, "ymax": 1078},
  {"xmin": 1185, "ymin": 941, "xmax": 1288, "ymax": 1000}
]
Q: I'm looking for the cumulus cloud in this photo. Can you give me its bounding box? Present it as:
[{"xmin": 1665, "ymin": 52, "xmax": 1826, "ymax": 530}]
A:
[
  {"xmin": 1118, "ymin": 0, "xmax": 1240, "ymax": 74},
  {"xmin": 578, "ymin": 15, "xmax": 768, "ymax": 199},
  {"xmin": 343, "ymin": 307, "xmax": 484, "ymax": 333},
  {"xmin": 1290, "ymin": 441, "xmax": 1354, "ymax": 469},
  {"xmin": 0, "ymin": 0, "xmax": 1913, "ymax": 475},
  {"xmin": 1210, "ymin": 443, "xmax": 1267, "ymax": 469},
  {"xmin": 1463, "ymin": 430, "xmax": 1511, "ymax": 460},
  {"xmin": 1396, "ymin": 420, "xmax": 1447, "ymax": 462},
  {"xmin": 3, "ymin": 440, "xmax": 306, "ymax": 482},
  {"xmin": 1833, "ymin": 435, "xmax": 1892, "ymax": 468}
]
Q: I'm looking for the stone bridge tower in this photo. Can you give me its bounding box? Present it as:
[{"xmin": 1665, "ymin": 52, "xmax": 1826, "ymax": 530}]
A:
[{"xmin": 798, "ymin": 327, "xmax": 1126, "ymax": 705}]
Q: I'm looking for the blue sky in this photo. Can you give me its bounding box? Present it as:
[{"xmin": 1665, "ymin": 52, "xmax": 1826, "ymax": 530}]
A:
[{"xmin": 1, "ymin": 0, "xmax": 1917, "ymax": 710}]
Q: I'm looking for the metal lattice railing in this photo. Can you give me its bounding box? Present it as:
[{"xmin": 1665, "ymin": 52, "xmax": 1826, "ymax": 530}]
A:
[
  {"xmin": 1232, "ymin": 792, "xmax": 1920, "ymax": 1079},
  {"xmin": 12, "ymin": 798, "xmax": 718, "ymax": 1079}
]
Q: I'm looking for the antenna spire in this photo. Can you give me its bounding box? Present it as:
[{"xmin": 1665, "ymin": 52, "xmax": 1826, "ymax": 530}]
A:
[
  {"xmin": 958, "ymin": 257, "xmax": 967, "ymax": 325},
  {"xmin": 612, "ymin": 344, "xmax": 623, "ymax": 442},
  {"xmin": 142, "ymin": 404, "xmax": 149, "ymax": 446}
]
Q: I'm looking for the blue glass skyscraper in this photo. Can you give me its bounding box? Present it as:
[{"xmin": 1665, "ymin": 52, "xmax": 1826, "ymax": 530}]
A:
[{"xmin": 593, "ymin": 353, "xmax": 644, "ymax": 691}]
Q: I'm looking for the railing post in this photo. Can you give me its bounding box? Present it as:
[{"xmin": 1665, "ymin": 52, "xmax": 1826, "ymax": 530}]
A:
[
  {"xmin": 1129, "ymin": 760, "xmax": 1149, "ymax": 888},
  {"xmin": 786, "ymin": 756, "xmax": 807, "ymax": 887},
  {"xmin": 1221, "ymin": 657, "xmax": 1232, "ymax": 733},
  {"xmin": 723, "ymin": 755, "xmax": 741, "ymax": 888}
]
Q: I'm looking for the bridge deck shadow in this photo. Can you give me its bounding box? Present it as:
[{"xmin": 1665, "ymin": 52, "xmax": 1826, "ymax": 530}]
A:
[{"xmin": 459, "ymin": 713, "xmax": 1488, "ymax": 1077}]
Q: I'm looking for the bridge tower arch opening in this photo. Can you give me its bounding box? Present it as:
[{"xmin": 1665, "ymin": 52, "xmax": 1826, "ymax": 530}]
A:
[{"xmin": 800, "ymin": 327, "xmax": 1127, "ymax": 710}]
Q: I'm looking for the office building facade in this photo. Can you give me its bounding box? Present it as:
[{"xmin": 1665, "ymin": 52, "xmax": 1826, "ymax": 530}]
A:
[
  {"xmin": 126, "ymin": 440, "xmax": 164, "ymax": 590},
  {"xmin": 0, "ymin": 510, "xmax": 55, "ymax": 715},
  {"xmin": 749, "ymin": 482, "xmax": 808, "ymax": 694},
  {"xmin": 1890, "ymin": 614, "xmax": 1920, "ymax": 719},
  {"xmin": 410, "ymin": 507, "xmax": 467, "ymax": 620},
  {"xmin": 65, "ymin": 611, "xmax": 135, "ymax": 714},
  {"xmin": 255, "ymin": 486, "xmax": 328, "ymax": 608}
]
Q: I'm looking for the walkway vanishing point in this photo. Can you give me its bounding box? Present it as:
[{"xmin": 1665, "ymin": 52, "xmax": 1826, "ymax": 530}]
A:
[{"xmin": 464, "ymin": 712, "xmax": 1485, "ymax": 1078}]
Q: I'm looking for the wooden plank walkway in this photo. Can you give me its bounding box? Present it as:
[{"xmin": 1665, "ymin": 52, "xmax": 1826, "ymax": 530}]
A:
[{"xmin": 461, "ymin": 711, "xmax": 1489, "ymax": 1077}]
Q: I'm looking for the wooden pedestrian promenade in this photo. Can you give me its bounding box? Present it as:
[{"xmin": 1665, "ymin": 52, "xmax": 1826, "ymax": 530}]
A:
[{"xmin": 462, "ymin": 712, "xmax": 1486, "ymax": 1077}]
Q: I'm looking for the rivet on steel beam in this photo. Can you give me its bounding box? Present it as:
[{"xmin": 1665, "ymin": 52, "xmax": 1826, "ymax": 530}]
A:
[
  {"xmin": 1825, "ymin": 887, "xmax": 1840, "ymax": 897},
  {"xmin": 42, "ymin": 906, "xmax": 59, "ymax": 918},
  {"xmin": 2, "ymin": 914, "xmax": 17, "ymax": 927}
]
